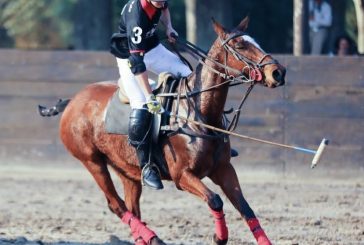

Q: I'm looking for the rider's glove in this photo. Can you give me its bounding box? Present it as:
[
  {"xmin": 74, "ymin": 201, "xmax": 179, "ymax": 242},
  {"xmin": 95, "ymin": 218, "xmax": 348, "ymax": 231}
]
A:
[
  {"xmin": 167, "ymin": 27, "xmax": 178, "ymax": 43},
  {"xmin": 146, "ymin": 94, "xmax": 162, "ymax": 114}
]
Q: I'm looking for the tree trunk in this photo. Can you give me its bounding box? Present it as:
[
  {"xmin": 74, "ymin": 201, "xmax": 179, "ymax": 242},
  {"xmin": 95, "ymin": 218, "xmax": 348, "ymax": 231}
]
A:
[
  {"xmin": 72, "ymin": 0, "xmax": 112, "ymax": 50},
  {"xmin": 293, "ymin": 0, "xmax": 309, "ymax": 55},
  {"xmin": 185, "ymin": 0, "xmax": 197, "ymax": 44},
  {"xmin": 185, "ymin": 0, "xmax": 233, "ymax": 50},
  {"xmin": 353, "ymin": 0, "xmax": 364, "ymax": 53}
]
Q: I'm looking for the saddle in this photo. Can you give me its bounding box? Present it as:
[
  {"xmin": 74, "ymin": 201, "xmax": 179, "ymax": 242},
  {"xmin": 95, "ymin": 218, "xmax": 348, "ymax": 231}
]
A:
[
  {"xmin": 104, "ymin": 73, "xmax": 180, "ymax": 178},
  {"xmin": 104, "ymin": 73, "xmax": 238, "ymax": 177},
  {"xmin": 104, "ymin": 72, "xmax": 179, "ymax": 137},
  {"xmin": 118, "ymin": 72, "xmax": 179, "ymax": 112}
]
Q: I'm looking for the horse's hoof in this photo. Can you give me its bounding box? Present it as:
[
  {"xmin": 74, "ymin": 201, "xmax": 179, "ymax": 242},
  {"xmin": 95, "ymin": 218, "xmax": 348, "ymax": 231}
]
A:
[
  {"xmin": 211, "ymin": 234, "xmax": 228, "ymax": 245},
  {"xmin": 149, "ymin": 236, "xmax": 166, "ymax": 245}
]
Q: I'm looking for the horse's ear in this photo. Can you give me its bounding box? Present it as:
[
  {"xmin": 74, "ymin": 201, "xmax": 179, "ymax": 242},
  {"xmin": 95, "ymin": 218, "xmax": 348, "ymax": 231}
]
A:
[
  {"xmin": 236, "ymin": 16, "xmax": 250, "ymax": 32},
  {"xmin": 212, "ymin": 17, "xmax": 227, "ymax": 38}
]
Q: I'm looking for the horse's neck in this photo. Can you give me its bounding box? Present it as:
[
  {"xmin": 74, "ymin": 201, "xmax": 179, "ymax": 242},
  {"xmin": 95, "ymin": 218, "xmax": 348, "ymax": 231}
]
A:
[{"xmin": 188, "ymin": 46, "xmax": 229, "ymax": 126}]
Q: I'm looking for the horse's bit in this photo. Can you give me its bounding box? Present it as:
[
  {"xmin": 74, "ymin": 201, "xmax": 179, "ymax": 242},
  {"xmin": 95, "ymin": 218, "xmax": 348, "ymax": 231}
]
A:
[{"xmin": 158, "ymin": 33, "xmax": 279, "ymax": 134}]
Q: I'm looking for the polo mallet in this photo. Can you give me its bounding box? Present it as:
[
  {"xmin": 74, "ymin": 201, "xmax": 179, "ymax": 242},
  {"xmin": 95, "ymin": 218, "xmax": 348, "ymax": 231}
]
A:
[{"xmin": 168, "ymin": 113, "xmax": 329, "ymax": 168}]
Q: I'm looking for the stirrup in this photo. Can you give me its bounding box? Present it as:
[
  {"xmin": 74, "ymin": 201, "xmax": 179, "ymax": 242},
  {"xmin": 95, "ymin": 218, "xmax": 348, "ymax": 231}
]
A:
[{"xmin": 141, "ymin": 162, "xmax": 164, "ymax": 190}]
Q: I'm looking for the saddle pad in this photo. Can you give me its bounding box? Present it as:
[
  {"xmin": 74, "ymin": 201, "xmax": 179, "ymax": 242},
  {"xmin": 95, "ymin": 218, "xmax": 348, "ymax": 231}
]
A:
[{"xmin": 104, "ymin": 90, "xmax": 131, "ymax": 135}]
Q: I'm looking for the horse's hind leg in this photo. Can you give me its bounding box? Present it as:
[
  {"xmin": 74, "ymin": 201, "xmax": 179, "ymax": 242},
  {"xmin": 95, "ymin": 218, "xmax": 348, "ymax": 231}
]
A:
[
  {"xmin": 209, "ymin": 162, "xmax": 271, "ymax": 245},
  {"xmin": 177, "ymin": 170, "xmax": 229, "ymax": 245},
  {"xmin": 110, "ymin": 166, "xmax": 142, "ymax": 218},
  {"xmin": 82, "ymin": 157, "xmax": 126, "ymax": 218},
  {"xmin": 81, "ymin": 157, "xmax": 165, "ymax": 245}
]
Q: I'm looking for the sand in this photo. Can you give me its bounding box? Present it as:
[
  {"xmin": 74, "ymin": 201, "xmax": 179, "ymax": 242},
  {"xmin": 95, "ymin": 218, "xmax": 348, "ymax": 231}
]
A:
[{"xmin": 0, "ymin": 163, "xmax": 363, "ymax": 245}]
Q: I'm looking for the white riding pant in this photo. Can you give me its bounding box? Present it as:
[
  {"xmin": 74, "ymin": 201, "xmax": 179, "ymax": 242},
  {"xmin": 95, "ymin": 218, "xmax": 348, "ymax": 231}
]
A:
[
  {"xmin": 310, "ymin": 28, "xmax": 329, "ymax": 55},
  {"xmin": 117, "ymin": 44, "xmax": 192, "ymax": 109}
]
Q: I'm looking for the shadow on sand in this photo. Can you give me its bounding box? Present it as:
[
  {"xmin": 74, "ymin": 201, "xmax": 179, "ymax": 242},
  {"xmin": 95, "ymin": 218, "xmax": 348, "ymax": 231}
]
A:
[{"xmin": 0, "ymin": 236, "xmax": 134, "ymax": 245}]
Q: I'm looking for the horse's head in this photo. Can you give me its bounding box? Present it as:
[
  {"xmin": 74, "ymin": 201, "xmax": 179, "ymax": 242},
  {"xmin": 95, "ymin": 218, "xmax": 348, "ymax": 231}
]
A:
[{"xmin": 211, "ymin": 17, "xmax": 286, "ymax": 88}]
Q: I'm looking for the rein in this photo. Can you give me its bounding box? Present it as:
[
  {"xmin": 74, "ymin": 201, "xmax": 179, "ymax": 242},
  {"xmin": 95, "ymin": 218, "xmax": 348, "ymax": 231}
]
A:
[
  {"xmin": 159, "ymin": 37, "xmax": 256, "ymax": 99},
  {"xmin": 221, "ymin": 32, "xmax": 278, "ymax": 68},
  {"xmin": 220, "ymin": 32, "xmax": 278, "ymax": 86},
  {"xmin": 159, "ymin": 34, "xmax": 274, "ymax": 137}
]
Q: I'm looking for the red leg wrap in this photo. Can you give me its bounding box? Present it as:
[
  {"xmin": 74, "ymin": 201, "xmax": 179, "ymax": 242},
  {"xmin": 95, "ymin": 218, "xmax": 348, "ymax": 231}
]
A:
[
  {"xmin": 122, "ymin": 211, "xmax": 156, "ymax": 244},
  {"xmin": 209, "ymin": 208, "xmax": 229, "ymax": 241},
  {"xmin": 247, "ymin": 218, "xmax": 271, "ymax": 245}
]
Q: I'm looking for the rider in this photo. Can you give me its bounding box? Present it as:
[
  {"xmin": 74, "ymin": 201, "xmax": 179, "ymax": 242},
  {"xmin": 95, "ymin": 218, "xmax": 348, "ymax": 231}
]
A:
[{"xmin": 110, "ymin": 0, "xmax": 192, "ymax": 190}]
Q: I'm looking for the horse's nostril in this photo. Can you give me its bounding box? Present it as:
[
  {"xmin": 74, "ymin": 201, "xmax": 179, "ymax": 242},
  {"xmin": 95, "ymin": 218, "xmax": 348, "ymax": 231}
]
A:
[
  {"xmin": 272, "ymin": 69, "xmax": 285, "ymax": 85},
  {"xmin": 272, "ymin": 69, "xmax": 281, "ymax": 81}
]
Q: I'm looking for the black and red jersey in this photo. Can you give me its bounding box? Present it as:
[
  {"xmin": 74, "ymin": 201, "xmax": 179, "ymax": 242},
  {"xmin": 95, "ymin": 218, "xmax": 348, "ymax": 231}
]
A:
[{"xmin": 112, "ymin": 0, "xmax": 168, "ymax": 74}]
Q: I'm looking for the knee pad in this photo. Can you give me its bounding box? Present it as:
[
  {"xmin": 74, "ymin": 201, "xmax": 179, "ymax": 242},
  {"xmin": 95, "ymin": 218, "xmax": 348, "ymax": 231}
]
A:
[{"xmin": 128, "ymin": 109, "xmax": 152, "ymax": 147}]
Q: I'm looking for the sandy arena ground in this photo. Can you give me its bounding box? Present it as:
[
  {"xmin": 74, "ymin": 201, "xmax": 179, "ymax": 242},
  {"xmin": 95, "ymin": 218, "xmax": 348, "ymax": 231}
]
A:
[{"xmin": 0, "ymin": 163, "xmax": 363, "ymax": 245}]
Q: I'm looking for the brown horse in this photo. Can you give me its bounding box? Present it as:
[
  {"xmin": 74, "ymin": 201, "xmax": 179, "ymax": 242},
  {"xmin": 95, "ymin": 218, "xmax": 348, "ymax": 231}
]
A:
[{"xmin": 56, "ymin": 18, "xmax": 285, "ymax": 245}]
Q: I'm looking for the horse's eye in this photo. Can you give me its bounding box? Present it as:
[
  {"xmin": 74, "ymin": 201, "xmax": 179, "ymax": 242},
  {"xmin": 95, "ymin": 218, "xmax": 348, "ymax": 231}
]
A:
[{"xmin": 235, "ymin": 43, "xmax": 246, "ymax": 49}]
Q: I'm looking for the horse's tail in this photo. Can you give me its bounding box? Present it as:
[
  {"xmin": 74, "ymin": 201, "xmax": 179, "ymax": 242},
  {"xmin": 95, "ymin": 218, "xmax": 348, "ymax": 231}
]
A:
[{"xmin": 38, "ymin": 99, "xmax": 71, "ymax": 117}]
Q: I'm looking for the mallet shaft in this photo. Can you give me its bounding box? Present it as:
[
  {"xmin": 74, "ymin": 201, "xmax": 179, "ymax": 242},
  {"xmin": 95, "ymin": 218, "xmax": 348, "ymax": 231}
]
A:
[
  {"xmin": 293, "ymin": 147, "xmax": 316, "ymax": 155},
  {"xmin": 170, "ymin": 114, "xmax": 328, "ymax": 165}
]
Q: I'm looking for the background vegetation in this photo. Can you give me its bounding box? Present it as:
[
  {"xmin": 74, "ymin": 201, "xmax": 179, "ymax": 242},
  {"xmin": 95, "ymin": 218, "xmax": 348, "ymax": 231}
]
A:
[{"xmin": 0, "ymin": 0, "xmax": 360, "ymax": 54}]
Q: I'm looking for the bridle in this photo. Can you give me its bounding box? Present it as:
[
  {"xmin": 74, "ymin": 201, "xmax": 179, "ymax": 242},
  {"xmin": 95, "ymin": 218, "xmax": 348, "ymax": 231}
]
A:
[
  {"xmin": 221, "ymin": 32, "xmax": 278, "ymax": 68},
  {"xmin": 159, "ymin": 32, "xmax": 279, "ymax": 135},
  {"xmin": 160, "ymin": 32, "xmax": 278, "ymax": 97},
  {"xmin": 217, "ymin": 32, "xmax": 279, "ymax": 131},
  {"xmin": 218, "ymin": 31, "xmax": 278, "ymax": 86}
]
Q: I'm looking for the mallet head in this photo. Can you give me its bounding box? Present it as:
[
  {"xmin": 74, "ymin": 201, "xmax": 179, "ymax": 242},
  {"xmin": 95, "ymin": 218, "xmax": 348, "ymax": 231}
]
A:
[{"xmin": 311, "ymin": 138, "xmax": 329, "ymax": 168}]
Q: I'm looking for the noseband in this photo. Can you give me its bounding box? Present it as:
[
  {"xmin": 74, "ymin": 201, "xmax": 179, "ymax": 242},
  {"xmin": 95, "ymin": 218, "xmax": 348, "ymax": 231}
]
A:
[
  {"xmin": 158, "ymin": 34, "xmax": 280, "ymax": 134},
  {"xmin": 219, "ymin": 32, "xmax": 278, "ymax": 85}
]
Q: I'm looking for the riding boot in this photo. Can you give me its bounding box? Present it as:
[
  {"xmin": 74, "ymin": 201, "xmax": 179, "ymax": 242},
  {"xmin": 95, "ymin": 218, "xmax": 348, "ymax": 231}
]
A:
[{"xmin": 128, "ymin": 108, "xmax": 164, "ymax": 190}]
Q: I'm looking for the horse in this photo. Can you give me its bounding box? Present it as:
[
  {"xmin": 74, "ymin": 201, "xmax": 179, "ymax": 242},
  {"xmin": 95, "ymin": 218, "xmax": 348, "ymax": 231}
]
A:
[{"xmin": 48, "ymin": 17, "xmax": 286, "ymax": 245}]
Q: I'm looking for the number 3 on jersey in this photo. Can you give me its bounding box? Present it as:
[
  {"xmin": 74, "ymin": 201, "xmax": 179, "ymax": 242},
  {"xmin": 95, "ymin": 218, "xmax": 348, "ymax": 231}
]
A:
[{"xmin": 131, "ymin": 27, "xmax": 143, "ymax": 44}]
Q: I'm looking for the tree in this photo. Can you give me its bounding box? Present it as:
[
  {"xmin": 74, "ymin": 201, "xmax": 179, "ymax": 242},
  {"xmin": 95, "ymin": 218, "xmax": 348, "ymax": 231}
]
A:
[
  {"xmin": 71, "ymin": 0, "xmax": 112, "ymax": 50},
  {"xmin": 353, "ymin": 0, "xmax": 364, "ymax": 53},
  {"xmin": 0, "ymin": 0, "xmax": 69, "ymax": 49},
  {"xmin": 293, "ymin": 0, "xmax": 309, "ymax": 55},
  {"xmin": 185, "ymin": 0, "xmax": 233, "ymax": 50},
  {"xmin": 0, "ymin": 0, "xmax": 113, "ymax": 50}
]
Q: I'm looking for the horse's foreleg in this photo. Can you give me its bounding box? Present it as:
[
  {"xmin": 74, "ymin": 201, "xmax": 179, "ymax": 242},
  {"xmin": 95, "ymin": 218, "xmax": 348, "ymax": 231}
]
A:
[
  {"xmin": 209, "ymin": 163, "xmax": 272, "ymax": 245},
  {"xmin": 82, "ymin": 159, "xmax": 161, "ymax": 245},
  {"xmin": 177, "ymin": 170, "xmax": 229, "ymax": 245}
]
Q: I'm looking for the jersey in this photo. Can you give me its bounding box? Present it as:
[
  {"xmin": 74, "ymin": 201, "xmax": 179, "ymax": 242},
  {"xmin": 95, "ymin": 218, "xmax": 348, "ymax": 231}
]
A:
[{"xmin": 115, "ymin": 0, "xmax": 168, "ymax": 75}]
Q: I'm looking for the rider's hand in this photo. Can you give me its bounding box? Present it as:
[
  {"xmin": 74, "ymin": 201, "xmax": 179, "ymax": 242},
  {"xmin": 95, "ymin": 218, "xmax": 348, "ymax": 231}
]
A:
[
  {"xmin": 146, "ymin": 94, "xmax": 162, "ymax": 114},
  {"xmin": 167, "ymin": 27, "xmax": 178, "ymax": 43}
]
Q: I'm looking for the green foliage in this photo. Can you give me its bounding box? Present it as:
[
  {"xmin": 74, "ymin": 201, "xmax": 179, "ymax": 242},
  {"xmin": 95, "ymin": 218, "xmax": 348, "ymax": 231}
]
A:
[
  {"xmin": 0, "ymin": 0, "xmax": 44, "ymax": 36},
  {"xmin": 167, "ymin": 0, "xmax": 187, "ymax": 37},
  {"xmin": 49, "ymin": 0, "xmax": 78, "ymax": 45},
  {"xmin": 112, "ymin": 0, "xmax": 128, "ymax": 31},
  {"xmin": 345, "ymin": 0, "xmax": 358, "ymax": 45},
  {"xmin": 0, "ymin": 0, "xmax": 359, "ymax": 53},
  {"xmin": 111, "ymin": 0, "xmax": 186, "ymax": 37},
  {"xmin": 231, "ymin": 0, "xmax": 294, "ymax": 53},
  {"xmin": 0, "ymin": 0, "xmax": 76, "ymax": 48}
]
